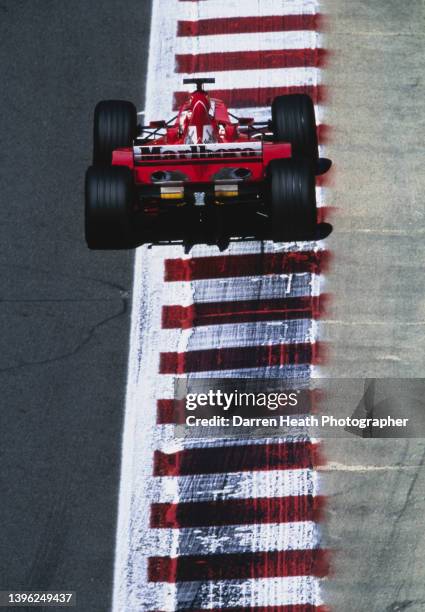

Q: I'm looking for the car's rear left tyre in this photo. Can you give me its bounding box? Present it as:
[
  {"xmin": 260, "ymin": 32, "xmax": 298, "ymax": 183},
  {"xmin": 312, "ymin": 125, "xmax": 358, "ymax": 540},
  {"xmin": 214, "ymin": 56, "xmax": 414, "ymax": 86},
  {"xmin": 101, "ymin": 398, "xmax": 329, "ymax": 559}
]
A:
[
  {"xmin": 85, "ymin": 166, "xmax": 135, "ymax": 249},
  {"xmin": 267, "ymin": 158, "xmax": 317, "ymax": 242},
  {"xmin": 271, "ymin": 94, "xmax": 318, "ymax": 161},
  {"xmin": 93, "ymin": 100, "xmax": 137, "ymax": 165}
]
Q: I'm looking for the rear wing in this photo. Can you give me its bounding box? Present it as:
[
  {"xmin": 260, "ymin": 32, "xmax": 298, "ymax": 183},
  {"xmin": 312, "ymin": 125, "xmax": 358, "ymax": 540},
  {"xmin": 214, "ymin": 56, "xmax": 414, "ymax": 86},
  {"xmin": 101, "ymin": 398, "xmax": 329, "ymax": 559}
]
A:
[{"xmin": 183, "ymin": 77, "xmax": 215, "ymax": 91}]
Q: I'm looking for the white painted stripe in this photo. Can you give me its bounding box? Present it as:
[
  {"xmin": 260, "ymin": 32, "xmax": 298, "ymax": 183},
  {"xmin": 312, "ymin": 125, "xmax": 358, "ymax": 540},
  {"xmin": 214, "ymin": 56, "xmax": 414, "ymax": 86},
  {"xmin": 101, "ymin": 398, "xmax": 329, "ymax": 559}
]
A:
[
  {"xmin": 178, "ymin": 0, "xmax": 320, "ymax": 21},
  {"xmin": 162, "ymin": 274, "xmax": 320, "ymax": 305},
  {"xmin": 151, "ymin": 469, "xmax": 317, "ymax": 503},
  {"xmin": 113, "ymin": 251, "xmax": 158, "ymax": 611},
  {"xmin": 160, "ymin": 319, "xmax": 315, "ymax": 351},
  {"xmin": 153, "ymin": 421, "xmax": 316, "ymax": 454},
  {"xmin": 317, "ymin": 186, "xmax": 329, "ymax": 208},
  {"xmin": 143, "ymin": 576, "xmax": 322, "ymax": 610},
  {"xmin": 177, "ymin": 67, "xmax": 321, "ymax": 91},
  {"xmin": 154, "ymin": 432, "xmax": 315, "ymax": 454},
  {"xmin": 180, "ymin": 364, "xmax": 313, "ymax": 378},
  {"xmin": 176, "ymin": 30, "xmax": 322, "ymax": 54},
  {"xmin": 144, "ymin": 0, "xmax": 182, "ymax": 122},
  {"xmin": 187, "ymin": 240, "xmax": 325, "ymax": 258},
  {"xmin": 153, "ymin": 365, "xmax": 312, "ymax": 411},
  {"xmin": 146, "ymin": 521, "xmax": 321, "ymax": 557}
]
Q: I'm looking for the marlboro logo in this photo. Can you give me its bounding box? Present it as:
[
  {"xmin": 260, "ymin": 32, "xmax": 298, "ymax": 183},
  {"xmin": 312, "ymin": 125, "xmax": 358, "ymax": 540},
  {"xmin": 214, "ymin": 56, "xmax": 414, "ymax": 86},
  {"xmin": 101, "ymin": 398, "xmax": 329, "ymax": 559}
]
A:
[{"xmin": 134, "ymin": 142, "xmax": 262, "ymax": 161}]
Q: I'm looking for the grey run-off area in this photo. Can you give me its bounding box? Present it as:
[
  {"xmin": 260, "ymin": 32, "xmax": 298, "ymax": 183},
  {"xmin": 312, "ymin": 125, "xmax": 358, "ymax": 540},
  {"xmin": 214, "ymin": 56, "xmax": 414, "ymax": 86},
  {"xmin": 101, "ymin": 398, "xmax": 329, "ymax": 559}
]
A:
[{"xmin": 322, "ymin": 1, "xmax": 425, "ymax": 610}]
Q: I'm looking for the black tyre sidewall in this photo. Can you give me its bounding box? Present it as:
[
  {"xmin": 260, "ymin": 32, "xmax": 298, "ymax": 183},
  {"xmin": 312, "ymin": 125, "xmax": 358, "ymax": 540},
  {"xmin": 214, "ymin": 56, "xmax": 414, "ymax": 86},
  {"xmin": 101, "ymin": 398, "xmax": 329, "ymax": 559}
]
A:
[
  {"xmin": 267, "ymin": 158, "xmax": 317, "ymax": 242},
  {"xmin": 93, "ymin": 100, "xmax": 137, "ymax": 165},
  {"xmin": 272, "ymin": 94, "xmax": 318, "ymax": 161},
  {"xmin": 85, "ymin": 166, "xmax": 134, "ymax": 249}
]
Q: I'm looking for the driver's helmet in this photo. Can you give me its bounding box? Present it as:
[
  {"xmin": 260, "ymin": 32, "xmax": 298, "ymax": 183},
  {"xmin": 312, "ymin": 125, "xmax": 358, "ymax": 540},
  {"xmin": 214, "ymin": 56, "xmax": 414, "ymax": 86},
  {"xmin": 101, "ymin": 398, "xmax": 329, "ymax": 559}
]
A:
[{"xmin": 181, "ymin": 91, "xmax": 218, "ymax": 144}]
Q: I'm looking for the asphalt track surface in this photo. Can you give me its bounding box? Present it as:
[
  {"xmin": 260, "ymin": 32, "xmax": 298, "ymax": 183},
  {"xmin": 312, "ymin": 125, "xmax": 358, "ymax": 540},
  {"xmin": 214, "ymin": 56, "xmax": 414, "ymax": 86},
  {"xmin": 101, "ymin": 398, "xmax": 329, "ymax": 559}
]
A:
[{"xmin": 0, "ymin": 2, "xmax": 151, "ymax": 611}]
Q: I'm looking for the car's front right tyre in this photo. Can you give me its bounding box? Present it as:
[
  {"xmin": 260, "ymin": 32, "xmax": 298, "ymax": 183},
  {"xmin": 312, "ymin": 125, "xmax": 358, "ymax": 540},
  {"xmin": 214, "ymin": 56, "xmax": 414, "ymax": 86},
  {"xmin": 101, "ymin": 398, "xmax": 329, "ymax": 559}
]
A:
[
  {"xmin": 85, "ymin": 166, "xmax": 135, "ymax": 249},
  {"xmin": 271, "ymin": 94, "xmax": 318, "ymax": 161},
  {"xmin": 267, "ymin": 158, "xmax": 317, "ymax": 242}
]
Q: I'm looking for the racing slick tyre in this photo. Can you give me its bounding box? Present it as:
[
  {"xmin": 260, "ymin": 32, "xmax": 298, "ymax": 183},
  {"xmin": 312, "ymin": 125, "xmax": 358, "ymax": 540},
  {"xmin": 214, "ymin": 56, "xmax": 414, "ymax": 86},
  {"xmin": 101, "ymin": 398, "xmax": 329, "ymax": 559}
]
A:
[
  {"xmin": 267, "ymin": 158, "xmax": 317, "ymax": 242},
  {"xmin": 93, "ymin": 100, "xmax": 137, "ymax": 165},
  {"xmin": 85, "ymin": 166, "xmax": 135, "ymax": 249},
  {"xmin": 271, "ymin": 94, "xmax": 318, "ymax": 161}
]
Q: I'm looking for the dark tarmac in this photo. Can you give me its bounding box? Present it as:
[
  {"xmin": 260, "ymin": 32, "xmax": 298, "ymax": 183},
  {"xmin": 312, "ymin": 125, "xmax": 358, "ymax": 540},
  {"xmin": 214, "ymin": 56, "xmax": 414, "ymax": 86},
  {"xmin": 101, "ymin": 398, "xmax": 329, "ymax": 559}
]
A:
[{"xmin": 0, "ymin": 2, "xmax": 151, "ymax": 610}]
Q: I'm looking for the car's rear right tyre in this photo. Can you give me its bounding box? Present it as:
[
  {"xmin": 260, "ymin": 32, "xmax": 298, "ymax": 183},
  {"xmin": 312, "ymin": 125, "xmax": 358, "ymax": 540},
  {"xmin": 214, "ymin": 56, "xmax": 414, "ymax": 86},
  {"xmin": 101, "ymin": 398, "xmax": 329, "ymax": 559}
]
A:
[
  {"xmin": 85, "ymin": 166, "xmax": 135, "ymax": 249},
  {"xmin": 93, "ymin": 100, "xmax": 137, "ymax": 165},
  {"xmin": 267, "ymin": 158, "xmax": 317, "ymax": 242}
]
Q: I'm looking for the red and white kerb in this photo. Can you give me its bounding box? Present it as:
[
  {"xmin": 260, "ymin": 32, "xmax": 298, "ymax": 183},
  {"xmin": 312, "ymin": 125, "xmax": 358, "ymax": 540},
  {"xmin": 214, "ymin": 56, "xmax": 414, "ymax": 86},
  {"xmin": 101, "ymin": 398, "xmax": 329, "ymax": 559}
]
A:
[{"xmin": 113, "ymin": 1, "xmax": 329, "ymax": 611}]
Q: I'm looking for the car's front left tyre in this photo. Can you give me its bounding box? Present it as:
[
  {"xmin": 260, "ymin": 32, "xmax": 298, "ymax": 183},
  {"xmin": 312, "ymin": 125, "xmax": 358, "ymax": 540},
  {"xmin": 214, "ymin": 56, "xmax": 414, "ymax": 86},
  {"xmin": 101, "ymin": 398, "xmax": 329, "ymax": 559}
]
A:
[
  {"xmin": 85, "ymin": 166, "xmax": 135, "ymax": 249},
  {"xmin": 93, "ymin": 100, "xmax": 137, "ymax": 165}
]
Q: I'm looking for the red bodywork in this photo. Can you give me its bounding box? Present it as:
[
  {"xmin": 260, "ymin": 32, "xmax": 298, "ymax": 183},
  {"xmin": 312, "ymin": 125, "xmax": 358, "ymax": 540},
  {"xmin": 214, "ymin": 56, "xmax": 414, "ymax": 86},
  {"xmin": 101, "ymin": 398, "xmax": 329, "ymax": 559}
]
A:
[{"xmin": 112, "ymin": 89, "xmax": 291, "ymax": 192}]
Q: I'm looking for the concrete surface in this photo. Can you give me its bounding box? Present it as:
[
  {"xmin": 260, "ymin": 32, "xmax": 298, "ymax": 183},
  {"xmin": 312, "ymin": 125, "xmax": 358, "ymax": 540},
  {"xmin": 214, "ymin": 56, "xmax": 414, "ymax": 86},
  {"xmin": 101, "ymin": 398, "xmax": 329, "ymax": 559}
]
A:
[
  {"xmin": 0, "ymin": 2, "xmax": 151, "ymax": 610},
  {"xmin": 321, "ymin": 1, "xmax": 425, "ymax": 609},
  {"xmin": 321, "ymin": 439, "xmax": 425, "ymax": 612},
  {"xmin": 321, "ymin": 0, "xmax": 425, "ymax": 378}
]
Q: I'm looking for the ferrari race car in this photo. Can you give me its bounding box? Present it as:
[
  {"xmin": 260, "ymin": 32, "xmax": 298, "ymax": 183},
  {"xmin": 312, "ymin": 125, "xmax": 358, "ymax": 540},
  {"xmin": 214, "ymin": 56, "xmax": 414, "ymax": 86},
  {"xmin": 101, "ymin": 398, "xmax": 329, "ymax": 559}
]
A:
[{"xmin": 85, "ymin": 77, "xmax": 331, "ymax": 250}]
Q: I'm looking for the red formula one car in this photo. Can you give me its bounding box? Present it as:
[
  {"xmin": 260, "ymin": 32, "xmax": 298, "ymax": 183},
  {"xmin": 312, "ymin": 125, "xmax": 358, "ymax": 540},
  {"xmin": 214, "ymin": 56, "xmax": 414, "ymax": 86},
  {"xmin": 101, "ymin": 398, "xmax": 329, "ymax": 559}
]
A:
[{"xmin": 85, "ymin": 77, "xmax": 331, "ymax": 250}]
